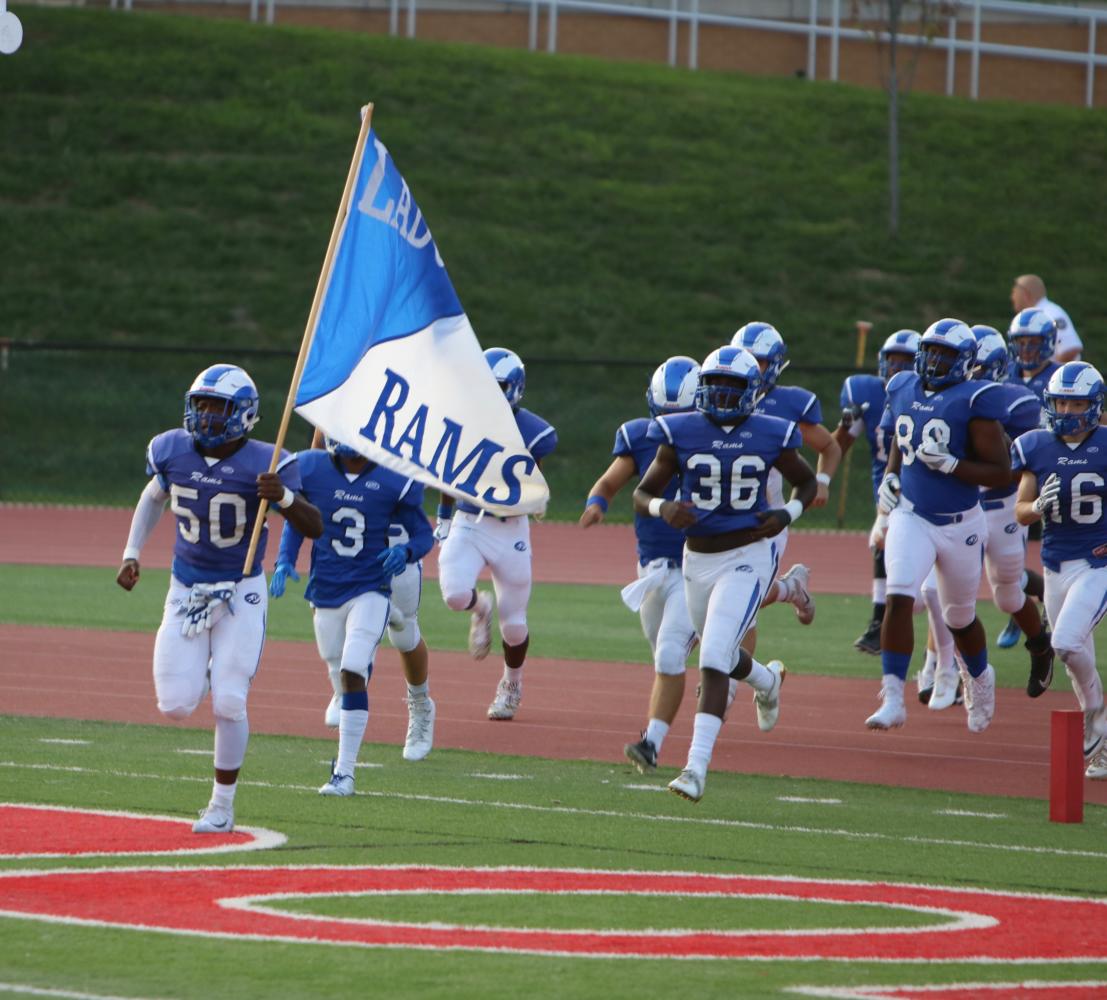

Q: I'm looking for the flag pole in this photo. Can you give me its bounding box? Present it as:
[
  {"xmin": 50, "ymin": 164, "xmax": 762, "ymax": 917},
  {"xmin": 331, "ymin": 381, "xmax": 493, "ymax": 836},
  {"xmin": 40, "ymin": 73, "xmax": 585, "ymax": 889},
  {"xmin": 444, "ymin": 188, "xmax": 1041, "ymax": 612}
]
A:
[
  {"xmin": 242, "ymin": 103, "xmax": 375, "ymax": 576},
  {"xmin": 835, "ymin": 319, "xmax": 872, "ymax": 529}
]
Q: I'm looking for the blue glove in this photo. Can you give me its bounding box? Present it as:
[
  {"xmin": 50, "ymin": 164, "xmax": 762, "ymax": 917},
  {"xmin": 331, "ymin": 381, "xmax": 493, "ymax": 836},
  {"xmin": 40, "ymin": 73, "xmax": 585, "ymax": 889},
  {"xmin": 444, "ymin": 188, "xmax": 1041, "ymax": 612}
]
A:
[
  {"xmin": 269, "ymin": 559, "xmax": 300, "ymax": 598},
  {"xmin": 377, "ymin": 545, "xmax": 409, "ymax": 578}
]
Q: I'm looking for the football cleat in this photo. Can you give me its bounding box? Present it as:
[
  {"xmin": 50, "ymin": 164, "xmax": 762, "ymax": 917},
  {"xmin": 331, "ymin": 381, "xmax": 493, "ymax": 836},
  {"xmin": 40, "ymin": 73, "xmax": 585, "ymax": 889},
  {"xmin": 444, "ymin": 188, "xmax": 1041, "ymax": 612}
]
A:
[
  {"xmin": 996, "ymin": 617, "xmax": 1022, "ymax": 649},
  {"xmin": 963, "ymin": 664, "xmax": 996, "ymax": 733},
  {"xmin": 192, "ymin": 803, "xmax": 234, "ymax": 834},
  {"xmin": 487, "ymin": 679, "xmax": 522, "ymax": 720},
  {"xmin": 866, "ymin": 677, "xmax": 906, "ymax": 730},
  {"xmin": 779, "ymin": 564, "xmax": 815, "ymax": 625},
  {"xmin": 668, "ymin": 767, "xmax": 706, "ymax": 803},
  {"xmin": 468, "ymin": 590, "xmax": 493, "ymax": 660},
  {"xmin": 754, "ymin": 660, "xmax": 786, "ymax": 732},
  {"xmin": 916, "ymin": 659, "xmax": 936, "ymax": 705},
  {"xmin": 1085, "ymin": 739, "xmax": 1107, "ymax": 780},
  {"xmin": 319, "ymin": 772, "xmax": 355, "ymax": 797},
  {"xmin": 624, "ymin": 734, "xmax": 659, "ymax": 774},
  {"xmin": 1025, "ymin": 631, "xmax": 1055, "ymax": 698},
  {"xmin": 854, "ymin": 619, "xmax": 881, "ymax": 656},
  {"xmin": 928, "ymin": 663, "xmax": 960, "ymax": 712},
  {"xmin": 402, "ymin": 695, "xmax": 436, "ymax": 762}
]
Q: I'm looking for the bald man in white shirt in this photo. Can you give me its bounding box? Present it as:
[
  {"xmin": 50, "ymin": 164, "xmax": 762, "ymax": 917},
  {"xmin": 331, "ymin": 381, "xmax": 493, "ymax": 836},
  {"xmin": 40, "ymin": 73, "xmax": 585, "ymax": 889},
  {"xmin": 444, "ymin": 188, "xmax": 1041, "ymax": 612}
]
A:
[{"xmin": 1012, "ymin": 275, "xmax": 1082, "ymax": 363}]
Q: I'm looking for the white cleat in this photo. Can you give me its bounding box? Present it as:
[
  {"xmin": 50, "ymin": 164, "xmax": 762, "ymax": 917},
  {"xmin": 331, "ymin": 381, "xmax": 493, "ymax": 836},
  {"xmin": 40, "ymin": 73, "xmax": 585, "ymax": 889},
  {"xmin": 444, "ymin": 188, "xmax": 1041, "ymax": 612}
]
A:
[
  {"xmin": 916, "ymin": 660, "xmax": 936, "ymax": 705},
  {"xmin": 324, "ymin": 693, "xmax": 341, "ymax": 729},
  {"xmin": 928, "ymin": 664, "xmax": 960, "ymax": 711},
  {"xmin": 468, "ymin": 591, "xmax": 494, "ymax": 660},
  {"xmin": 963, "ymin": 664, "xmax": 996, "ymax": 733},
  {"xmin": 865, "ymin": 676, "xmax": 907, "ymax": 730},
  {"xmin": 754, "ymin": 660, "xmax": 786, "ymax": 732},
  {"xmin": 780, "ymin": 564, "xmax": 815, "ymax": 625},
  {"xmin": 403, "ymin": 695, "xmax": 436, "ymax": 761},
  {"xmin": 1086, "ymin": 741, "xmax": 1107, "ymax": 780},
  {"xmin": 319, "ymin": 772, "xmax": 355, "ymax": 797},
  {"xmin": 487, "ymin": 679, "xmax": 522, "ymax": 720},
  {"xmin": 668, "ymin": 767, "xmax": 706, "ymax": 803},
  {"xmin": 1087, "ymin": 705, "xmax": 1107, "ymax": 745},
  {"xmin": 192, "ymin": 803, "xmax": 234, "ymax": 834}
]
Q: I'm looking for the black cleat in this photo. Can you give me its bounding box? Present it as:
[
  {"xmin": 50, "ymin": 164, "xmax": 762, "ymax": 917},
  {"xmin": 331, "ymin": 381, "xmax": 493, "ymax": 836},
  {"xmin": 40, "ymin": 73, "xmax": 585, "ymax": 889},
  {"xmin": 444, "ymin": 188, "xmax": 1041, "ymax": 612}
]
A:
[
  {"xmin": 1026, "ymin": 631, "xmax": 1055, "ymax": 698},
  {"xmin": 854, "ymin": 619, "xmax": 881, "ymax": 656},
  {"xmin": 624, "ymin": 734, "xmax": 659, "ymax": 774}
]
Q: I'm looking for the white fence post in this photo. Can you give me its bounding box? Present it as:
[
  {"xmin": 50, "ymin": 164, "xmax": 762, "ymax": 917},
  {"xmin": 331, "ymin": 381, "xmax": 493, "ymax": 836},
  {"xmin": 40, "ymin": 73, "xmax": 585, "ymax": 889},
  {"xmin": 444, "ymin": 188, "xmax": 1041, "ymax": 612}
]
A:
[
  {"xmin": 669, "ymin": 0, "xmax": 679, "ymax": 68},
  {"xmin": 249, "ymin": 0, "xmax": 258, "ymax": 22},
  {"xmin": 807, "ymin": 0, "xmax": 817, "ymax": 80},
  {"xmin": 1087, "ymin": 18, "xmax": 1097, "ymax": 108},
  {"xmin": 407, "ymin": 0, "xmax": 416, "ymax": 38},
  {"xmin": 529, "ymin": 0, "xmax": 538, "ymax": 51},
  {"xmin": 971, "ymin": 0, "xmax": 981, "ymax": 100},
  {"xmin": 689, "ymin": 0, "xmax": 699, "ymax": 70},
  {"xmin": 389, "ymin": 0, "xmax": 399, "ymax": 36},
  {"xmin": 946, "ymin": 15, "xmax": 956, "ymax": 95},
  {"xmin": 830, "ymin": 0, "xmax": 840, "ymax": 82},
  {"xmin": 548, "ymin": 0, "xmax": 558, "ymax": 53},
  {"xmin": 265, "ymin": 0, "xmax": 274, "ymax": 25}
]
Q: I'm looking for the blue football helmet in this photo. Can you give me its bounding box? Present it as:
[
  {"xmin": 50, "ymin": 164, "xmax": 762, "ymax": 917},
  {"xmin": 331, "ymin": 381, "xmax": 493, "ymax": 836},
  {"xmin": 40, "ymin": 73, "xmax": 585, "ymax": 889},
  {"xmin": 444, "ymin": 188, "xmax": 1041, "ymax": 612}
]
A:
[
  {"xmin": 484, "ymin": 347, "xmax": 525, "ymax": 409},
  {"xmin": 184, "ymin": 364, "xmax": 260, "ymax": 448},
  {"xmin": 971, "ymin": 326, "xmax": 1009, "ymax": 383},
  {"xmin": 878, "ymin": 330, "xmax": 921, "ymax": 382},
  {"xmin": 915, "ymin": 319, "xmax": 977, "ymax": 389},
  {"xmin": 324, "ymin": 435, "xmax": 360, "ymax": 459},
  {"xmin": 1007, "ymin": 308, "xmax": 1057, "ymax": 372},
  {"xmin": 1045, "ymin": 362, "xmax": 1104, "ymax": 437},
  {"xmin": 646, "ymin": 356, "xmax": 700, "ymax": 417},
  {"xmin": 695, "ymin": 346, "xmax": 763, "ymax": 423},
  {"xmin": 730, "ymin": 322, "xmax": 788, "ymax": 392}
]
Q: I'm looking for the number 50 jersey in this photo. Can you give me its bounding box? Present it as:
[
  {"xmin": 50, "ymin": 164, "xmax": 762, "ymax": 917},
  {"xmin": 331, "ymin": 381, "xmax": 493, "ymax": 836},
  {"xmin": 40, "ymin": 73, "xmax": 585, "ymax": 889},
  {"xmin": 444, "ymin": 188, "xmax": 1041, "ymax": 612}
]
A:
[
  {"xmin": 647, "ymin": 411, "xmax": 801, "ymax": 537},
  {"xmin": 879, "ymin": 370, "xmax": 1007, "ymax": 516}
]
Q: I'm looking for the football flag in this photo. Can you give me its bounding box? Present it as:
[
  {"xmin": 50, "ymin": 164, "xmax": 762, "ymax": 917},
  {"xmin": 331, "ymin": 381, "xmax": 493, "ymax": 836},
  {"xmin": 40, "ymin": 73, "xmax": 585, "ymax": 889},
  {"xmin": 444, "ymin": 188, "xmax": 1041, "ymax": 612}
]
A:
[{"xmin": 294, "ymin": 128, "xmax": 550, "ymax": 517}]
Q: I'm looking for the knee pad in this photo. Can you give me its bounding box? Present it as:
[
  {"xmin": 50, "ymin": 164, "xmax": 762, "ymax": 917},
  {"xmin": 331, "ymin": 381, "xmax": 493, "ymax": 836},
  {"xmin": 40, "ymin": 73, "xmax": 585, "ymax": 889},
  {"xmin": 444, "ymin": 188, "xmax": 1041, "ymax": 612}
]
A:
[
  {"xmin": 500, "ymin": 622, "xmax": 529, "ymax": 648},
  {"xmin": 945, "ymin": 613, "xmax": 977, "ymax": 636},
  {"xmin": 993, "ymin": 582, "xmax": 1025, "ymax": 615},
  {"xmin": 211, "ymin": 692, "xmax": 247, "ymax": 722},
  {"xmin": 654, "ymin": 638, "xmax": 688, "ymax": 676},
  {"xmin": 158, "ymin": 701, "xmax": 197, "ymax": 722},
  {"xmin": 443, "ymin": 590, "xmax": 472, "ymax": 612},
  {"xmin": 388, "ymin": 618, "xmax": 421, "ymax": 654}
]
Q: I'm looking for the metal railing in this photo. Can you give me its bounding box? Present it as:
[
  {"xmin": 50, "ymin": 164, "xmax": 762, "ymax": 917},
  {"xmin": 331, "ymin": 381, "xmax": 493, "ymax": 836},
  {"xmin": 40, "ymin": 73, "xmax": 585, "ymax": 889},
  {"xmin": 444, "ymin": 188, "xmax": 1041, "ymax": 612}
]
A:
[{"xmin": 109, "ymin": 0, "xmax": 1107, "ymax": 107}]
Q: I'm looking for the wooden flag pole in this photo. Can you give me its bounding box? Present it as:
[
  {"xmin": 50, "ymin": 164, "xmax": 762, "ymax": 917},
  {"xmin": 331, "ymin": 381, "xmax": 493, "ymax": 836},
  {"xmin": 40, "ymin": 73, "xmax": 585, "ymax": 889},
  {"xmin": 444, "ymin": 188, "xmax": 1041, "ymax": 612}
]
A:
[
  {"xmin": 835, "ymin": 319, "xmax": 872, "ymax": 529},
  {"xmin": 242, "ymin": 103, "xmax": 376, "ymax": 576}
]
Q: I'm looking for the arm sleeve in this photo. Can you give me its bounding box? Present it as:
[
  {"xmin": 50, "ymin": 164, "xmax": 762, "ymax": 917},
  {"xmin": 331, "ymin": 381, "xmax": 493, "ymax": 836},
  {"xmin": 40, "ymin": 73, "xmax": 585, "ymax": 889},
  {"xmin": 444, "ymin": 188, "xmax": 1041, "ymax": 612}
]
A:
[
  {"xmin": 122, "ymin": 478, "xmax": 169, "ymax": 562},
  {"xmin": 275, "ymin": 519, "xmax": 305, "ymax": 568}
]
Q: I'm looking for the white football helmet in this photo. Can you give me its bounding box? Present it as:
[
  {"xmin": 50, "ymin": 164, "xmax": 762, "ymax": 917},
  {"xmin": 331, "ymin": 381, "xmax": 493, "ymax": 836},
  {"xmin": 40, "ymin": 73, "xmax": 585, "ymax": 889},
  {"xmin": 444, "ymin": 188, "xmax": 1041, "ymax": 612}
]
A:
[
  {"xmin": 184, "ymin": 364, "xmax": 260, "ymax": 448},
  {"xmin": 646, "ymin": 356, "xmax": 700, "ymax": 416}
]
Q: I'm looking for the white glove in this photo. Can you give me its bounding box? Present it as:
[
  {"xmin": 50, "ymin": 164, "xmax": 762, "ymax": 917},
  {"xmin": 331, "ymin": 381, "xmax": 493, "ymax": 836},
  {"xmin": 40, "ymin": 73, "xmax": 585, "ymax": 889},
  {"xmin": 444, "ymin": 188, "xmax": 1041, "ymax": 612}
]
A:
[
  {"xmin": 433, "ymin": 517, "xmax": 451, "ymax": 543},
  {"xmin": 915, "ymin": 439, "xmax": 959, "ymax": 475},
  {"xmin": 179, "ymin": 581, "xmax": 236, "ymax": 639},
  {"xmin": 869, "ymin": 512, "xmax": 889, "ymax": 550},
  {"xmin": 877, "ymin": 473, "xmax": 901, "ymax": 515},
  {"xmin": 1032, "ymin": 473, "xmax": 1062, "ymax": 515}
]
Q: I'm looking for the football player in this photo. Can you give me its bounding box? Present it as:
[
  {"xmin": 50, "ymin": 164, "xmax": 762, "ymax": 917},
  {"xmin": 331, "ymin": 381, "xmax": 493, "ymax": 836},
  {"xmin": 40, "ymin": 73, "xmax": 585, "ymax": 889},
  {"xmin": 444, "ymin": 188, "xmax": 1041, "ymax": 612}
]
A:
[
  {"xmin": 579, "ymin": 356, "xmax": 700, "ymax": 774},
  {"xmin": 635, "ymin": 346, "xmax": 817, "ymax": 803},
  {"xmin": 270, "ymin": 435, "xmax": 435, "ymax": 789},
  {"xmin": 1013, "ymin": 362, "xmax": 1107, "ymax": 779},
  {"xmin": 435, "ymin": 348, "xmax": 558, "ymax": 721},
  {"xmin": 116, "ymin": 364, "xmax": 323, "ymax": 833},
  {"xmin": 869, "ymin": 320, "xmax": 1010, "ymax": 734},
  {"xmin": 834, "ymin": 329, "xmax": 920, "ymax": 655}
]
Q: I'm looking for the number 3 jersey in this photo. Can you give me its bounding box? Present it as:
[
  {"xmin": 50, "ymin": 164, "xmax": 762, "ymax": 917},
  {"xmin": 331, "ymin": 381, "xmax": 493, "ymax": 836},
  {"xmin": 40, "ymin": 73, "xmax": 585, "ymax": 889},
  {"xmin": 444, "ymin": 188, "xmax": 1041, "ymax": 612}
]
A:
[
  {"xmin": 879, "ymin": 371, "xmax": 1007, "ymax": 516},
  {"xmin": 648, "ymin": 411, "xmax": 801, "ymax": 537},
  {"xmin": 146, "ymin": 428, "xmax": 301, "ymax": 586},
  {"xmin": 1012, "ymin": 426, "xmax": 1107, "ymax": 572},
  {"xmin": 277, "ymin": 449, "xmax": 433, "ymax": 608}
]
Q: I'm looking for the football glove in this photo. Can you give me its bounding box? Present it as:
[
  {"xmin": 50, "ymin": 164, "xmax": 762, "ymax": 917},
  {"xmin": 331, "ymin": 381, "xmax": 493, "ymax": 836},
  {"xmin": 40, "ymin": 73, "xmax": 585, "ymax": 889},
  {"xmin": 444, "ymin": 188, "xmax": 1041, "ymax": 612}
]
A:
[
  {"xmin": 1032, "ymin": 473, "xmax": 1062, "ymax": 515},
  {"xmin": 877, "ymin": 473, "xmax": 901, "ymax": 515},
  {"xmin": 269, "ymin": 559, "xmax": 300, "ymax": 598},
  {"xmin": 433, "ymin": 504, "xmax": 452, "ymax": 543},
  {"xmin": 180, "ymin": 581, "xmax": 236, "ymax": 639},
  {"xmin": 377, "ymin": 545, "xmax": 410, "ymax": 578},
  {"xmin": 869, "ymin": 512, "xmax": 889, "ymax": 550},
  {"xmin": 915, "ymin": 438, "xmax": 959, "ymax": 475},
  {"xmin": 840, "ymin": 401, "xmax": 869, "ymax": 438}
]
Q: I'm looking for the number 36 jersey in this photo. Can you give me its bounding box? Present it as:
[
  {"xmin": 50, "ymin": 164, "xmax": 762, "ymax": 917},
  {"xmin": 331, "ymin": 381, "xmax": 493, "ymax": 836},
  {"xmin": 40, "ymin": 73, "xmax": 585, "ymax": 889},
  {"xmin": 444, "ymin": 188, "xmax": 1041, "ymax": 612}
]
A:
[
  {"xmin": 146, "ymin": 428, "xmax": 301, "ymax": 586},
  {"xmin": 1012, "ymin": 426, "xmax": 1107, "ymax": 572},
  {"xmin": 879, "ymin": 371, "xmax": 1006, "ymax": 516},
  {"xmin": 648, "ymin": 411, "xmax": 801, "ymax": 537}
]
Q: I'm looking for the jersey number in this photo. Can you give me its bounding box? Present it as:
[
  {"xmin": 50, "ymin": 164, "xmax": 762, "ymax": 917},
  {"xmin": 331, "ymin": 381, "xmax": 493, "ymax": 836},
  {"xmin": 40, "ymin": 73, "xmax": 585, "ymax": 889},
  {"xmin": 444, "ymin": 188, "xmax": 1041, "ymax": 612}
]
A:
[
  {"xmin": 1048, "ymin": 473, "xmax": 1104, "ymax": 526},
  {"xmin": 330, "ymin": 507, "xmax": 365, "ymax": 557},
  {"xmin": 170, "ymin": 485, "xmax": 247, "ymax": 549},
  {"xmin": 686, "ymin": 454, "xmax": 765, "ymax": 511},
  {"xmin": 895, "ymin": 415, "xmax": 952, "ymax": 465}
]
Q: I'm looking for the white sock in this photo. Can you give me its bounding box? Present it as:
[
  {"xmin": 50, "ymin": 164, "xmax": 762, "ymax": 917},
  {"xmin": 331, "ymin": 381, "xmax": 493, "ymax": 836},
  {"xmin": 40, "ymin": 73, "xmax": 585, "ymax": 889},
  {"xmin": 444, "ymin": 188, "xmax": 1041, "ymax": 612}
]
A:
[
  {"xmin": 407, "ymin": 681, "xmax": 429, "ymax": 698},
  {"xmin": 211, "ymin": 780, "xmax": 236, "ymax": 811},
  {"xmin": 645, "ymin": 718, "xmax": 669, "ymax": 751},
  {"xmin": 881, "ymin": 674, "xmax": 906, "ymax": 702},
  {"xmin": 504, "ymin": 665, "xmax": 523, "ymax": 685},
  {"xmin": 328, "ymin": 666, "xmax": 342, "ymax": 697},
  {"xmin": 686, "ymin": 712, "xmax": 723, "ymax": 775},
  {"xmin": 923, "ymin": 648, "xmax": 937, "ymax": 674},
  {"xmin": 1062, "ymin": 647, "xmax": 1103, "ymax": 711},
  {"xmin": 872, "ymin": 579, "xmax": 887, "ymax": 603},
  {"xmin": 336, "ymin": 708, "xmax": 369, "ymax": 777},
  {"xmin": 744, "ymin": 659, "xmax": 773, "ymax": 692},
  {"xmin": 213, "ymin": 716, "xmax": 249, "ymax": 772},
  {"xmin": 775, "ymin": 576, "xmax": 794, "ymax": 603}
]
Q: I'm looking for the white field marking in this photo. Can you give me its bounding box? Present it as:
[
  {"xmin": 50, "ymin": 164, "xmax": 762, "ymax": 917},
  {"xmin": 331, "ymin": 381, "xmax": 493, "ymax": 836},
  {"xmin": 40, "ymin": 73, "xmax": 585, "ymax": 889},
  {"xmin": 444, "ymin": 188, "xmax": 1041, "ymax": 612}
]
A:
[
  {"xmin": 175, "ymin": 749, "xmax": 209, "ymax": 756},
  {"xmin": 0, "ymin": 803, "xmax": 286, "ymax": 858},
  {"xmin": 778, "ymin": 797, "xmax": 843, "ymax": 805},
  {"xmin": 316, "ymin": 760, "xmax": 383, "ymax": 769},
  {"xmin": 2, "ymin": 761, "xmax": 1106, "ymax": 862},
  {"xmin": 787, "ymin": 980, "xmax": 1107, "ymax": 997},
  {"xmin": 469, "ymin": 773, "xmax": 533, "ymax": 781},
  {"xmin": 935, "ymin": 809, "xmax": 1007, "ymax": 819},
  {"xmin": 38, "ymin": 739, "xmax": 90, "ymax": 746},
  {"xmin": 224, "ymin": 888, "xmax": 995, "ymax": 938},
  {"xmin": 0, "ymin": 983, "xmax": 170, "ymax": 1000},
  {"xmin": 623, "ymin": 784, "xmax": 667, "ymax": 792}
]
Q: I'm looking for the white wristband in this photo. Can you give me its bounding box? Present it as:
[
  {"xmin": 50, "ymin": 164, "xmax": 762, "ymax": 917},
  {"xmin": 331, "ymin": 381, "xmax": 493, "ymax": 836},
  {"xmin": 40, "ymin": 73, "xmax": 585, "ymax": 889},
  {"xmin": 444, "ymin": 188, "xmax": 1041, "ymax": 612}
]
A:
[
  {"xmin": 276, "ymin": 487, "xmax": 295, "ymax": 510},
  {"xmin": 816, "ymin": 472, "xmax": 831, "ymax": 486},
  {"xmin": 784, "ymin": 499, "xmax": 804, "ymax": 524},
  {"xmin": 647, "ymin": 497, "xmax": 665, "ymax": 518}
]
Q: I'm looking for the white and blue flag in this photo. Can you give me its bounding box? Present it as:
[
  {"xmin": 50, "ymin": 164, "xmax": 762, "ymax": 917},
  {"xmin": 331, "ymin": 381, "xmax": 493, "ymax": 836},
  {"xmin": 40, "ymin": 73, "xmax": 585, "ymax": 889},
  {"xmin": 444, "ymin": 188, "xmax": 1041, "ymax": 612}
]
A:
[{"xmin": 295, "ymin": 129, "xmax": 549, "ymax": 517}]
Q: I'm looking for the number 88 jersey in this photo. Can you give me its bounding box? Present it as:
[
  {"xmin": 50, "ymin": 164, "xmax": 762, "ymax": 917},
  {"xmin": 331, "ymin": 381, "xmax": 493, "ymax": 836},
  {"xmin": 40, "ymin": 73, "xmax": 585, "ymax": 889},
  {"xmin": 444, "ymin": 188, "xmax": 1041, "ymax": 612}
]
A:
[
  {"xmin": 879, "ymin": 370, "xmax": 1006, "ymax": 516},
  {"xmin": 647, "ymin": 410, "xmax": 801, "ymax": 536},
  {"xmin": 1012, "ymin": 426, "xmax": 1107, "ymax": 572}
]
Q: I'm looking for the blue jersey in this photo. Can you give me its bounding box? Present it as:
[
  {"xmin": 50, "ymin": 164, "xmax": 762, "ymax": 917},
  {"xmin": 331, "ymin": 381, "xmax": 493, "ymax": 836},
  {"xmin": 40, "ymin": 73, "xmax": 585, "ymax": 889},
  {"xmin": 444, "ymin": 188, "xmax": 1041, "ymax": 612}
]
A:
[
  {"xmin": 981, "ymin": 382, "xmax": 1041, "ymax": 502},
  {"xmin": 648, "ymin": 411, "xmax": 801, "ymax": 537},
  {"xmin": 880, "ymin": 372, "xmax": 1007, "ymax": 516},
  {"xmin": 277, "ymin": 450, "xmax": 433, "ymax": 608},
  {"xmin": 146, "ymin": 429, "xmax": 300, "ymax": 586},
  {"xmin": 756, "ymin": 383, "xmax": 822, "ymax": 426},
  {"xmin": 1011, "ymin": 361, "xmax": 1062, "ymax": 404},
  {"xmin": 1013, "ymin": 427, "xmax": 1107, "ymax": 572},
  {"xmin": 840, "ymin": 374, "xmax": 890, "ymax": 503},
  {"xmin": 613, "ymin": 417, "xmax": 684, "ymax": 565},
  {"xmin": 456, "ymin": 407, "xmax": 557, "ymax": 516}
]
